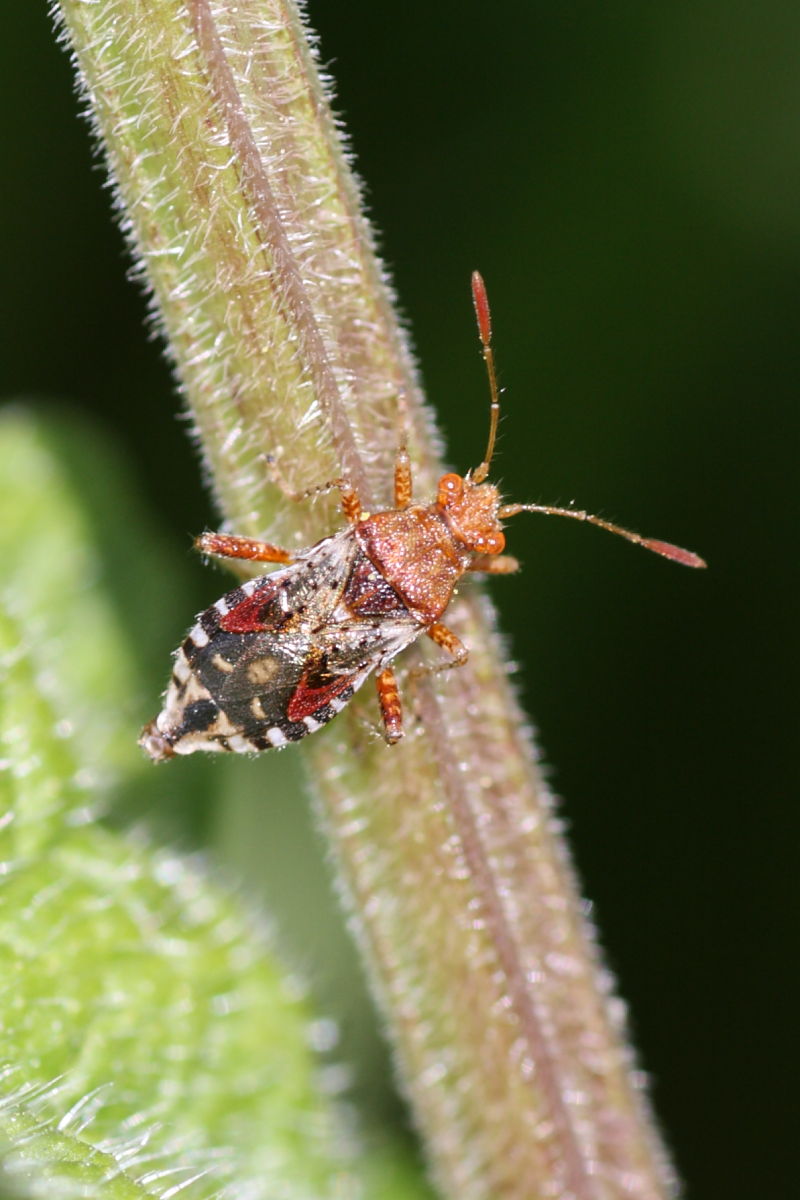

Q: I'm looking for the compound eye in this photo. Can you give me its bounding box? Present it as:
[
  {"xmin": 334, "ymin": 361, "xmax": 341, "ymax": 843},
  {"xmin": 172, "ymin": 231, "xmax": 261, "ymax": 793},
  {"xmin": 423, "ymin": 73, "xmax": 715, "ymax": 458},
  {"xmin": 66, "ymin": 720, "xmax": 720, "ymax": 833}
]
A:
[
  {"xmin": 474, "ymin": 530, "xmax": 505, "ymax": 555},
  {"xmin": 437, "ymin": 473, "xmax": 464, "ymax": 506}
]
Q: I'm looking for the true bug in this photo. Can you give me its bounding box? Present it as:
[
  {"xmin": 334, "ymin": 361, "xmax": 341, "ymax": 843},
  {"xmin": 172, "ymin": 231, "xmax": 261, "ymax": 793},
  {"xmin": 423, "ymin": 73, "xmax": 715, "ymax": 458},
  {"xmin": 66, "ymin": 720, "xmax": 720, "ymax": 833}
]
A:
[{"xmin": 140, "ymin": 273, "xmax": 704, "ymax": 760}]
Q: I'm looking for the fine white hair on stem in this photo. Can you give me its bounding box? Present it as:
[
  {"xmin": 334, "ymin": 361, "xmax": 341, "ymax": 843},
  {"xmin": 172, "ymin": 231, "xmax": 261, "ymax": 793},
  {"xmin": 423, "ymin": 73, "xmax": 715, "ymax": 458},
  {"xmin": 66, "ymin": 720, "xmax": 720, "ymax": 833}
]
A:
[{"xmin": 51, "ymin": 1, "xmax": 681, "ymax": 1197}]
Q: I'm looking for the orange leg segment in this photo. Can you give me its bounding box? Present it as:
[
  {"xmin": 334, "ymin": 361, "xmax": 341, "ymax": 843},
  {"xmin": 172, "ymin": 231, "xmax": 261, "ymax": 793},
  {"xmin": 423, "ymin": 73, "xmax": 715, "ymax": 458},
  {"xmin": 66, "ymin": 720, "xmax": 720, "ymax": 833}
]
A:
[
  {"xmin": 423, "ymin": 621, "xmax": 469, "ymax": 672},
  {"xmin": 376, "ymin": 666, "xmax": 404, "ymax": 744},
  {"xmin": 338, "ymin": 483, "xmax": 364, "ymax": 525},
  {"xmin": 394, "ymin": 446, "xmax": 413, "ymax": 509},
  {"xmin": 468, "ymin": 553, "xmax": 520, "ymax": 575},
  {"xmin": 195, "ymin": 532, "xmax": 294, "ymax": 564}
]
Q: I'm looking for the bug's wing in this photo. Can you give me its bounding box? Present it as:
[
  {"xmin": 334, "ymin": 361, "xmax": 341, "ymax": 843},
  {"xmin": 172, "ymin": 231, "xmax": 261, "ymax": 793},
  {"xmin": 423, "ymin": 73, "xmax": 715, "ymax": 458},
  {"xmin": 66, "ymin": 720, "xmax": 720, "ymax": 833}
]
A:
[
  {"xmin": 141, "ymin": 532, "xmax": 361, "ymax": 756},
  {"xmin": 152, "ymin": 609, "xmax": 423, "ymax": 756},
  {"xmin": 210, "ymin": 610, "xmax": 422, "ymax": 749},
  {"xmin": 140, "ymin": 531, "xmax": 423, "ymax": 759},
  {"xmin": 319, "ymin": 615, "xmax": 422, "ymax": 676},
  {"xmin": 144, "ymin": 619, "xmax": 374, "ymax": 756},
  {"xmin": 142, "ymin": 532, "xmax": 392, "ymax": 756},
  {"xmin": 203, "ymin": 626, "xmax": 380, "ymax": 750},
  {"xmin": 203, "ymin": 545, "xmax": 424, "ymax": 749},
  {"xmin": 211, "ymin": 530, "xmax": 357, "ymax": 637}
]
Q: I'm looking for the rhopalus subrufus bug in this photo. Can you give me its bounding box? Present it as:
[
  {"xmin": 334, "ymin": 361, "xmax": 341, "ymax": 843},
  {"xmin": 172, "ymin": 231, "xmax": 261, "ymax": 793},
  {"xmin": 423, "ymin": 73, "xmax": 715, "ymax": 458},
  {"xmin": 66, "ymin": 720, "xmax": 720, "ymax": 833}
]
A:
[{"xmin": 140, "ymin": 273, "xmax": 705, "ymax": 761}]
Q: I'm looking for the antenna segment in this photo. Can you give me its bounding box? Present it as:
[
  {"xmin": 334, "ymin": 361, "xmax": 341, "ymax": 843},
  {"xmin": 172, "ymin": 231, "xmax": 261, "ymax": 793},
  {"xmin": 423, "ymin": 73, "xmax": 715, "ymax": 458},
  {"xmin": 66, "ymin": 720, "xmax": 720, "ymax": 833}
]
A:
[{"xmin": 471, "ymin": 271, "xmax": 500, "ymax": 483}]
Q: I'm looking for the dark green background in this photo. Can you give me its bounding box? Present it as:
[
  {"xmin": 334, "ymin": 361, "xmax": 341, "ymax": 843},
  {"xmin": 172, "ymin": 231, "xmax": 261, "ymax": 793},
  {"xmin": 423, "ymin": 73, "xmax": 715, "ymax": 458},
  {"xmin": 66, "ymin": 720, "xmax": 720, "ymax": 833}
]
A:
[{"xmin": 3, "ymin": 4, "xmax": 796, "ymax": 1197}]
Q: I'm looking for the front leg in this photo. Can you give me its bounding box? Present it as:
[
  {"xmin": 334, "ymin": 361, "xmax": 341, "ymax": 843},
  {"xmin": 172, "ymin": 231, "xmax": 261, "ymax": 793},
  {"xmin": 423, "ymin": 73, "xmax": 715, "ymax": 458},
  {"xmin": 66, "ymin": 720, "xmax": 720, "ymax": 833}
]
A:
[{"xmin": 195, "ymin": 532, "xmax": 294, "ymax": 564}]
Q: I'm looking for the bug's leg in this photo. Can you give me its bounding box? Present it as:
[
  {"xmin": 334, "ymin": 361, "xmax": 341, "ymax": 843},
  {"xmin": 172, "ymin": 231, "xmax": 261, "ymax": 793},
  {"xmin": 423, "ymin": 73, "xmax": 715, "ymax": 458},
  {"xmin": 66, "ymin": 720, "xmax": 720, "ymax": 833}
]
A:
[
  {"xmin": 336, "ymin": 480, "xmax": 366, "ymax": 525},
  {"xmin": 375, "ymin": 666, "xmax": 404, "ymax": 743},
  {"xmin": 390, "ymin": 389, "xmax": 415, "ymax": 511},
  {"xmin": 394, "ymin": 444, "xmax": 413, "ymax": 509},
  {"xmin": 405, "ymin": 623, "xmax": 469, "ymax": 732},
  {"xmin": 409, "ymin": 621, "xmax": 470, "ymax": 683},
  {"xmin": 195, "ymin": 532, "xmax": 295, "ymax": 563},
  {"xmin": 427, "ymin": 621, "xmax": 469, "ymax": 670},
  {"xmin": 468, "ymin": 553, "xmax": 520, "ymax": 575},
  {"xmin": 265, "ymin": 454, "xmax": 364, "ymax": 525}
]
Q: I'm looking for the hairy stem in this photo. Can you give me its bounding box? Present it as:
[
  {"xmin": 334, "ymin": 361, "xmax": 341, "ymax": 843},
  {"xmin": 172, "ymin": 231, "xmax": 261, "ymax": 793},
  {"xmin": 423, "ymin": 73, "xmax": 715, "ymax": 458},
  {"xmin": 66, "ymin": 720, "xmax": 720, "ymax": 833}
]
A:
[{"xmin": 52, "ymin": 1, "xmax": 677, "ymax": 1196}]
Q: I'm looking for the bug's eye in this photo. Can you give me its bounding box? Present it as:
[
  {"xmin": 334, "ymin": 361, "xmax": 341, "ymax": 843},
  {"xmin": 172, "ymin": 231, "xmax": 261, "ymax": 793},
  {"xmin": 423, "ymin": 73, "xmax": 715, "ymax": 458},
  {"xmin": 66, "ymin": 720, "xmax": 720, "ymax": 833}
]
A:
[
  {"xmin": 473, "ymin": 531, "xmax": 505, "ymax": 555},
  {"xmin": 437, "ymin": 473, "xmax": 464, "ymax": 505}
]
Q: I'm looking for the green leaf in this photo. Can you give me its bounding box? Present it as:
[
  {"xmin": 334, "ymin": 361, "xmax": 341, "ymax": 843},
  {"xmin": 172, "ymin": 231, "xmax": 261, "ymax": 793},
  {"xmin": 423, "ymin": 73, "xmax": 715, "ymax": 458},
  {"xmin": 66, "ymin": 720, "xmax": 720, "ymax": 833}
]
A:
[
  {"xmin": 0, "ymin": 407, "xmax": 432, "ymax": 1198},
  {"xmin": 0, "ymin": 408, "xmax": 162, "ymax": 789}
]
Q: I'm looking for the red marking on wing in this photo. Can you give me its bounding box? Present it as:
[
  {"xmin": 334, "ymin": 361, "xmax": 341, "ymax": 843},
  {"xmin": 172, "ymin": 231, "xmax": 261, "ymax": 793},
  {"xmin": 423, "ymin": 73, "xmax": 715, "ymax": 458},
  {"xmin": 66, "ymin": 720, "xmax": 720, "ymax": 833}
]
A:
[
  {"xmin": 219, "ymin": 582, "xmax": 281, "ymax": 633},
  {"xmin": 287, "ymin": 671, "xmax": 354, "ymax": 722}
]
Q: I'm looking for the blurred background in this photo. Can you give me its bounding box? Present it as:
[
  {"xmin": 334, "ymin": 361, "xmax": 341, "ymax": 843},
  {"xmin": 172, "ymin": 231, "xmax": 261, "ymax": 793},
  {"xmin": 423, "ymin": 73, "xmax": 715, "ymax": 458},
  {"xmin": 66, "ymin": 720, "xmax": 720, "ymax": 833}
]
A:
[{"xmin": 3, "ymin": 3, "xmax": 796, "ymax": 1196}]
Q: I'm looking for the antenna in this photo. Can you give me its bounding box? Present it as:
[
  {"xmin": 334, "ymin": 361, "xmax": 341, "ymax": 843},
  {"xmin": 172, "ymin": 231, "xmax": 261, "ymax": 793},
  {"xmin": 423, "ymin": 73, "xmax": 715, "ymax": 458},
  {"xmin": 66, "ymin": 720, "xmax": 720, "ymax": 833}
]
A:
[
  {"xmin": 469, "ymin": 271, "xmax": 706, "ymax": 568},
  {"xmin": 471, "ymin": 271, "xmax": 500, "ymax": 483},
  {"xmin": 498, "ymin": 501, "xmax": 707, "ymax": 567}
]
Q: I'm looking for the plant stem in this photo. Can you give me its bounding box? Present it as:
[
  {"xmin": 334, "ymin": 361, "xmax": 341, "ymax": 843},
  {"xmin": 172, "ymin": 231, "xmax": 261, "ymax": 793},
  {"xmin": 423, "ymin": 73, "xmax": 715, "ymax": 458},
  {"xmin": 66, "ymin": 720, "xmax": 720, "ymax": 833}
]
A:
[{"xmin": 52, "ymin": 1, "xmax": 678, "ymax": 1196}]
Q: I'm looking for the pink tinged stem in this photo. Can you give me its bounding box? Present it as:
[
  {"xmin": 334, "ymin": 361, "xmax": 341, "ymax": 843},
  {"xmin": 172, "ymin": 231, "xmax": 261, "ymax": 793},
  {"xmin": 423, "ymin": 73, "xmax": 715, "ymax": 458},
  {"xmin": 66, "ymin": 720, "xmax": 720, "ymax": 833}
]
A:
[{"xmin": 53, "ymin": 1, "xmax": 684, "ymax": 1196}]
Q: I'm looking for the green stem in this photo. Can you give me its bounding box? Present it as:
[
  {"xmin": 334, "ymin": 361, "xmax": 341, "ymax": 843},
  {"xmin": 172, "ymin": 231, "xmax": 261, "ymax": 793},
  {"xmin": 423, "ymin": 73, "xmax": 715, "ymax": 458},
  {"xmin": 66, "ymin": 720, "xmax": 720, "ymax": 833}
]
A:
[{"xmin": 52, "ymin": 1, "xmax": 677, "ymax": 1196}]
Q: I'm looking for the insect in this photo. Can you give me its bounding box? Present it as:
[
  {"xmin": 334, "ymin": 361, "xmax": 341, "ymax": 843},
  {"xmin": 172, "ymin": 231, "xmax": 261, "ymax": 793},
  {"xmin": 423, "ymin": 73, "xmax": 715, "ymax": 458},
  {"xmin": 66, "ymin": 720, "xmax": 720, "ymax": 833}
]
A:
[{"xmin": 140, "ymin": 272, "xmax": 705, "ymax": 761}]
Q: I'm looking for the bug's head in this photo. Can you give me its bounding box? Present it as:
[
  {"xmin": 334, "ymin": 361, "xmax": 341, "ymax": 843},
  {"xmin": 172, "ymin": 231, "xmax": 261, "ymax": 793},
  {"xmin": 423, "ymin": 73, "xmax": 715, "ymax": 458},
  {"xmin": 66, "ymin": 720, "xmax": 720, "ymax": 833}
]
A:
[{"xmin": 436, "ymin": 471, "xmax": 505, "ymax": 555}]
